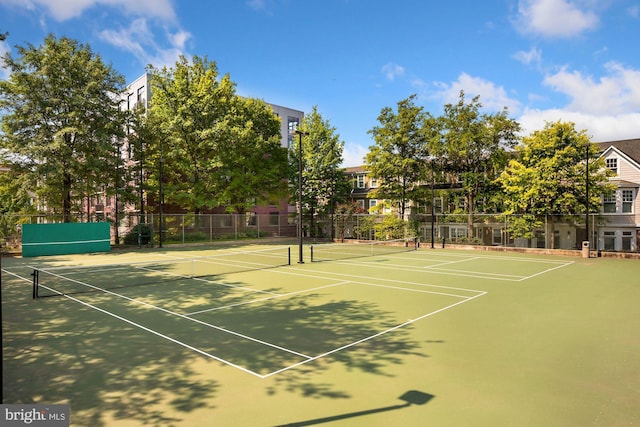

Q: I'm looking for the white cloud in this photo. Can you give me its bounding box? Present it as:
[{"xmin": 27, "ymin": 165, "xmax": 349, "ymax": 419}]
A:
[
  {"xmin": 433, "ymin": 73, "xmax": 522, "ymax": 114},
  {"xmin": 515, "ymin": 0, "xmax": 599, "ymax": 38},
  {"xmin": 518, "ymin": 108, "xmax": 640, "ymax": 142},
  {"xmin": 628, "ymin": 5, "xmax": 640, "ymax": 19},
  {"xmin": 381, "ymin": 62, "xmax": 405, "ymax": 81},
  {"xmin": 513, "ymin": 47, "xmax": 542, "ymax": 66},
  {"xmin": 516, "ymin": 61, "xmax": 640, "ymax": 142},
  {"xmin": 99, "ymin": 18, "xmax": 191, "ymax": 69},
  {"xmin": 342, "ymin": 143, "xmax": 368, "ymax": 167},
  {"xmin": 247, "ymin": 0, "xmax": 267, "ymax": 11},
  {"xmin": 0, "ymin": 39, "xmax": 11, "ymax": 80},
  {"xmin": 543, "ymin": 62, "xmax": 640, "ymax": 115},
  {"xmin": 1, "ymin": 0, "xmax": 176, "ymax": 22}
]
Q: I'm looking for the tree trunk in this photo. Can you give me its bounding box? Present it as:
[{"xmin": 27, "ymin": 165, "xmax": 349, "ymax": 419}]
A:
[{"xmin": 63, "ymin": 172, "xmax": 72, "ymax": 223}]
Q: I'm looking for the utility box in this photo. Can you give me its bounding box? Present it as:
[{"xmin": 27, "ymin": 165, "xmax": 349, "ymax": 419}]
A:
[{"xmin": 581, "ymin": 241, "xmax": 590, "ymax": 258}]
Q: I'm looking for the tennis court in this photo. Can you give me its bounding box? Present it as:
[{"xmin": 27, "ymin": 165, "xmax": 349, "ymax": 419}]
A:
[{"xmin": 2, "ymin": 241, "xmax": 639, "ymax": 426}]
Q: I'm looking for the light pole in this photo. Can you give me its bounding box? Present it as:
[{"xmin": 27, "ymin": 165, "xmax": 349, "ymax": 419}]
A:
[
  {"xmin": 295, "ymin": 129, "xmax": 308, "ymax": 263},
  {"xmin": 431, "ymin": 157, "xmax": 435, "ymax": 249},
  {"xmin": 585, "ymin": 142, "xmax": 590, "ymax": 253}
]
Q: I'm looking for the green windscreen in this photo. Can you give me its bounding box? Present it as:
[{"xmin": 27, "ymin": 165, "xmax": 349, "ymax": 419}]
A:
[{"xmin": 22, "ymin": 222, "xmax": 111, "ymax": 257}]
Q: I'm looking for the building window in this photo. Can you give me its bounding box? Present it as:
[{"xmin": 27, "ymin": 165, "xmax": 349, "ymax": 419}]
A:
[
  {"xmin": 369, "ymin": 200, "xmax": 378, "ymax": 212},
  {"xmin": 492, "ymin": 228, "xmax": 502, "ymax": 245},
  {"xmin": 603, "ymin": 231, "xmax": 615, "ymax": 250},
  {"xmin": 246, "ymin": 212, "xmax": 257, "ymax": 227},
  {"xmin": 220, "ymin": 215, "xmax": 232, "ymax": 227},
  {"xmin": 622, "ymin": 231, "xmax": 633, "ymax": 251},
  {"xmin": 450, "ymin": 227, "xmax": 467, "ymax": 239},
  {"xmin": 136, "ymin": 86, "xmax": 145, "ymax": 105},
  {"xmin": 622, "ymin": 190, "xmax": 633, "ymax": 213},
  {"xmin": 370, "ymin": 177, "xmax": 378, "ymax": 188},
  {"xmin": 287, "ymin": 117, "xmax": 299, "ymax": 148},
  {"xmin": 434, "ymin": 197, "xmax": 442, "ymax": 214},
  {"xmin": 356, "ymin": 199, "xmax": 365, "ymax": 210},
  {"xmin": 269, "ymin": 212, "xmax": 279, "ymax": 226},
  {"xmin": 606, "ymin": 158, "xmax": 618, "ymax": 174},
  {"xmin": 603, "ymin": 193, "xmax": 616, "ymax": 213},
  {"xmin": 357, "ymin": 175, "xmax": 365, "ymax": 188}
]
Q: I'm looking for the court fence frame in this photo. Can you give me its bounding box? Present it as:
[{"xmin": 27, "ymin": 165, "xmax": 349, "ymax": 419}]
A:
[{"xmin": 2, "ymin": 211, "xmax": 639, "ymax": 254}]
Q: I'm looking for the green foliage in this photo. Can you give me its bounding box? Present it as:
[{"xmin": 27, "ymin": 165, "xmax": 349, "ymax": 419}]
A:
[
  {"xmin": 499, "ymin": 121, "xmax": 615, "ymax": 241},
  {"xmin": 123, "ymin": 224, "xmax": 154, "ymax": 245},
  {"xmin": 366, "ymin": 95, "xmax": 427, "ymax": 216},
  {"xmin": 0, "ymin": 34, "xmax": 126, "ymax": 222},
  {"xmin": 435, "ymin": 91, "xmax": 520, "ymax": 234},
  {"xmin": 289, "ymin": 106, "xmax": 350, "ymax": 236},
  {"xmin": 146, "ymin": 56, "xmax": 287, "ymax": 215},
  {"xmin": 374, "ymin": 215, "xmax": 406, "ymax": 240}
]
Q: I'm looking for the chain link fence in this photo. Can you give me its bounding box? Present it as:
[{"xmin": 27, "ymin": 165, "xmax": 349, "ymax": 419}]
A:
[
  {"xmin": 323, "ymin": 213, "xmax": 639, "ymax": 253},
  {"xmin": 1, "ymin": 211, "xmax": 637, "ymax": 254},
  {"xmin": 0, "ymin": 212, "xmax": 297, "ymax": 252}
]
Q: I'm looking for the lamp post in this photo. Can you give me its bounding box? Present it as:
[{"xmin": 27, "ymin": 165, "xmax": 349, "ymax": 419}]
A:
[
  {"xmin": 295, "ymin": 129, "xmax": 309, "ymax": 263},
  {"xmin": 585, "ymin": 142, "xmax": 590, "ymax": 252},
  {"xmin": 159, "ymin": 154, "xmax": 164, "ymax": 248},
  {"xmin": 431, "ymin": 157, "xmax": 435, "ymax": 249}
]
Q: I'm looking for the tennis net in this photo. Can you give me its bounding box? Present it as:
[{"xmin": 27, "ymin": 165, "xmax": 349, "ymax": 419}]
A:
[
  {"xmin": 32, "ymin": 246, "xmax": 291, "ymax": 298},
  {"xmin": 310, "ymin": 238, "xmax": 417, "ymax": 262}
]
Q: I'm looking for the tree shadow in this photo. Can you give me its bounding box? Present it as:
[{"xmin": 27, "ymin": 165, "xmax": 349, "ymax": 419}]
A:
[
  {"xmin": 3, "ymin": 266, "xmax": 218, "ymax": 426},
  {"xmin": 3, "ymin": 254, "xmax": 429, "ymax": 424}
]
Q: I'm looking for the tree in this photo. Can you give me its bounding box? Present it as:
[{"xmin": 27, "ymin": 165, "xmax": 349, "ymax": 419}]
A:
[
  {"xmin": 366, "ymin": 95, "xmax": 427, "ymax": 217},
  {"xmin": 499, "ymin": 121, "xmax": 615, "ymax": 247},
  {"xmin": 147, "ymin": 55, "xmax": 287, "ymax": 214},
  {"xmin": 0, "ymin": 168, "xmax": 35, "ymax": 240},
  {"xmin": 215, "ymin": 96, "xmax": 288, "ymax": 213},
  {"xmin": 437, "ymin": 91, "xmax": 520, "ymax": 236},
  {"xmin": 147, "ymin": 56, "xmax": 235, "ymax": 213},
  {"xmin": 289, "ymin": 106, "xmax": 350, "ymax": 237},
  {"xmin": 0, "ymin": 34, "xmax": 126, "ymax": 222}
]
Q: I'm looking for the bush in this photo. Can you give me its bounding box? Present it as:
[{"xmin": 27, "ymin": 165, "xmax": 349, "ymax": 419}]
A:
[{"xmin": 124, "ymin": 224, "xmax": 153, "ymax": 245}]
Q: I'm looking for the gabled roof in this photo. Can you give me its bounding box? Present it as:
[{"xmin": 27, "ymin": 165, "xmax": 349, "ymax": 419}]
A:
[
  {"xmin": 343, "ymin": 166, "xmax": 367, "ymax": 174},
  {"xmin": 595, "ymin": 138, "xmax": 640, "ymax": 166}
]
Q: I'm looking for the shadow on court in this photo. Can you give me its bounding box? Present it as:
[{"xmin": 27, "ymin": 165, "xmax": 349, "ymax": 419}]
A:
[
  {"xmin": 2, "ymin": 257, "xmax": 428, "ymax": 426},
  {"xmin": 274, "ymin": 390, "xmax": 434, "ymax": 426}
]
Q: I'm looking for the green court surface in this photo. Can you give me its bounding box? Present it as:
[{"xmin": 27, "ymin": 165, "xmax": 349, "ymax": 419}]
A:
[{"xmin": 2, "ymin": 243, "xmax": 639, "ymax": 426}]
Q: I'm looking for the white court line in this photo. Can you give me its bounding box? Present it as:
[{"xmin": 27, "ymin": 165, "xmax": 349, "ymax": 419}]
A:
[
  {"xmin": 312, "ymin": 259, "xmax": 526, "ymax": 281},
  {"xmin": 277, "ymin": 266, "xmax": 486, "ymax": 295},
  {"xmin": 39, "ymin": 287, "xmax": 268, "ymax": 378},
  {"xmin": 22, "ymin": 264, "xmax": 488, "ymax": 379},
  {"xmin": 423, "ymin": 257, "xmax": 482, "ymax": 269},
  {"xmin": 517, "ymin": 260, "xmax": 574, "ymax": 281},
  {"xmin": 260, "ymin": 291, "xmax": 487, "ymax": 378},
  {"xmin": 358, "ymin": 281, "xmax": 474, "ymax": 299},
  {"xmin": 394, "ymin": 250, "xmax": 572, "ymax": 264},
  {"xmin": 36, "ymin": 270, "xmax": 311, "ymax": 360},
  {"xmin": 185, "ymin": 281, "xmax": 350, "ymax": 316}
]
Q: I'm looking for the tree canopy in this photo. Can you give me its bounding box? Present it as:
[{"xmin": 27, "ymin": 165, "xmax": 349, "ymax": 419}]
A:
[
  {"xmin": 499, "ymin": 121, "xmax": 615, "ymax": 244},
  {"xmin": 289, "ymin": 106, "xmax": 350, "ymax": 237},
  {"xmin": 436, "ymin": 91, "xmax": 520, "ymax": 234},
  {"xmin": 146, "ymin": 55, "xmax": 287, "ymax": 214},
  {"xmin": 366, "ymin": 95, "xmax": 427, "ymax": 216},
  {"xmin": 0, "ymin": 34, "xmax": 126, "ymax": 222}
]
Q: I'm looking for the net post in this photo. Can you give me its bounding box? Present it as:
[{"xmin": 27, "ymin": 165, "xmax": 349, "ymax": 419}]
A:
[
  {"xmin": 31, "ymin": 269, "xmax": 38, "ymax": 299},
  {"xmin": 288, "ymin": 247, "xmax": 291, "ymax": 265},
  {"xmin": 310, "ymin": 245, "xmax": 314, "ymax": 262}
]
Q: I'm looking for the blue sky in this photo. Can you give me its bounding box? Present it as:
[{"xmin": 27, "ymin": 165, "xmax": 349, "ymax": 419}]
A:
[{"xmin": 1, "ymin": 0, "xmax": 640, "ymax": 166}]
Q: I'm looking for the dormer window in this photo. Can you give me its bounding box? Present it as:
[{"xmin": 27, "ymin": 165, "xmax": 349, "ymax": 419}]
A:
[{"xmin": 606, "ymin": 158, "xmax": 618, "ymax": 175}]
